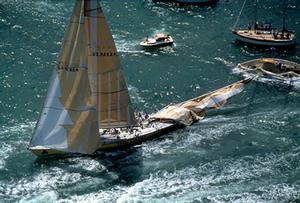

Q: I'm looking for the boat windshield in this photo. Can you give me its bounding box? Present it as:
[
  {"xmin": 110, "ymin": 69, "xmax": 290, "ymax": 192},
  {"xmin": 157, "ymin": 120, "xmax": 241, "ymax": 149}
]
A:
[
  {"xmin": 155, "ymin": 34, "xmax": 170, "ymax": 41},
  {"xmin": 156, "ymin": 37, "xmax": 166, "ymax": 41}
]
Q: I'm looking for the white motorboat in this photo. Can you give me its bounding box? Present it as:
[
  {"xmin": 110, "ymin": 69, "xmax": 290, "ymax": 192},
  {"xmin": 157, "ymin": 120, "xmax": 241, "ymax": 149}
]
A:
[{"xmin": 140, "ymin": 33, "xmax": 174, "ymax": 48}]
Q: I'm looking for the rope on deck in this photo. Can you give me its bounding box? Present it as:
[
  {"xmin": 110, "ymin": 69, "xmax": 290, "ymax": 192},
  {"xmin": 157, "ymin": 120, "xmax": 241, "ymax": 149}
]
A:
[
  {"xmin": 256, "ymin": 66, "xmax": 300, "ymax": 77},
  {"xmin": 238, "ymin": 64, "xmax": 300, "ymax": 79}
]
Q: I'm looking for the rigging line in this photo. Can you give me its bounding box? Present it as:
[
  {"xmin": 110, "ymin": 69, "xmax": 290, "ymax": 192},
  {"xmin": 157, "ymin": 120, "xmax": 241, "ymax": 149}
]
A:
[
  {"xmin": 232, "ymin": 0, "xmax": 248, "ymax": 29},
  {"xmin": 282, "ymin": 0, "xmax": 286, "ymax": 30}
]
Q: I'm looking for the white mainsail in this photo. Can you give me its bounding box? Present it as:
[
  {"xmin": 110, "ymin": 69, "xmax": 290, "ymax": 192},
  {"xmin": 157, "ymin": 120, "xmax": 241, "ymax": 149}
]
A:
[{"xmin": 29, "ymin": 0, "xmax": 136, "ymax": 155}]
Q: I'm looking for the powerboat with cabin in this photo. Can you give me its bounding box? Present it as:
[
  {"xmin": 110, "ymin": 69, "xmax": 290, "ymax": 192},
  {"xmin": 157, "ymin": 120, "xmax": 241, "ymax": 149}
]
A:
[{"xmin": 140, "ymin": 33, "xmax": 174, "ymax": 48}]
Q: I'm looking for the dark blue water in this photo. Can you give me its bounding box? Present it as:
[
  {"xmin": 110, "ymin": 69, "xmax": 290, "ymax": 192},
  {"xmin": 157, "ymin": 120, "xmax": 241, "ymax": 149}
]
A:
[{"xmin": 1, "ymin": 0, "xmax": 300, "ymax": 202}]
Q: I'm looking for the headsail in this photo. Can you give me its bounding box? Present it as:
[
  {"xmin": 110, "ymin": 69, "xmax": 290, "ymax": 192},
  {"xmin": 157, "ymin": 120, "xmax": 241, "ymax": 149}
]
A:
[
  {"xmin": 151, "ymin": 79, "xmax": 250, "ymax": 126},
  {"xmin": 84, "ymin": 0, "xmax": 136, "ymax": 128},
  {"xmin": 30, "ymin": 0, "xmax": 99, "ymax": 154}
]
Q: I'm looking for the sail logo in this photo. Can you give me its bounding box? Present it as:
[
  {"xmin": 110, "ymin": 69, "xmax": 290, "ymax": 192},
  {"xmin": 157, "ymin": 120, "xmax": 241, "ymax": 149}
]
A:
[{"xmin": 57, "ymin": 62, "xmax": 79, "ymax": 72}]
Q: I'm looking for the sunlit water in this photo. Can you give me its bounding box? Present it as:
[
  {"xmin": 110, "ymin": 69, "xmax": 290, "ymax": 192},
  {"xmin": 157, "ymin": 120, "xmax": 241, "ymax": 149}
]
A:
[{"xmin": 1, "ymin": 0, "xmax": 300, "ymax": 202}]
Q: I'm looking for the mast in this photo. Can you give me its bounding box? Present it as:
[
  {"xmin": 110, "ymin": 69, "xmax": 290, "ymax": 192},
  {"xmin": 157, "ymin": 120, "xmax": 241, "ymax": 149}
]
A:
[
  {"xmin": 282, "ymin": 0, "xmax": 286, "ymax": 31},
  {"xmin": 254, "ymin": 0, "xmax": 258, "ymax": 25}
]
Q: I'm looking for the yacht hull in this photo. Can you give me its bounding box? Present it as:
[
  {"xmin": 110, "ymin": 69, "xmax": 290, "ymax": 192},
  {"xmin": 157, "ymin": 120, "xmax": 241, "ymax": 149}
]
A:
[
  {"xmin": 99, "ymin": 122, "xmax": 182, "ymax": 150},
  {"xmin": 233, "ymin": 31, "xmax": 296, "ymax": 47},
  {"xmin": 29, "ymin": 122, "xmax": 182, "ymax": 156}
]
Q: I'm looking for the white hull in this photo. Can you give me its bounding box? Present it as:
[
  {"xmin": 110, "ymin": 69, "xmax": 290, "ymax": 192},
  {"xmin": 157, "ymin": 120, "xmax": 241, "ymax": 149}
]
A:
[
  {"xmin": 99, "ymin": 122, "xmax": 180, "ymax": 150},
  {"xmin": 29, "ymin": 121, "xmax": 181, "ymax": 156},
  {"xmin": 140, "ymin": 41, "xmax": 173, "ymax": 47},
  {"xmin": 233, "ymin": 32, "xmax": 296, "ymax": 47}
]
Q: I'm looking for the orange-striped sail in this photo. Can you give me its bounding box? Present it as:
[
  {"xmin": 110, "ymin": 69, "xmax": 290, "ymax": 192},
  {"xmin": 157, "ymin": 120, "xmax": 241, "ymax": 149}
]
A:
[{"xmin": 84, "ymin": 1, "xmax": 136, "ymax": 129}]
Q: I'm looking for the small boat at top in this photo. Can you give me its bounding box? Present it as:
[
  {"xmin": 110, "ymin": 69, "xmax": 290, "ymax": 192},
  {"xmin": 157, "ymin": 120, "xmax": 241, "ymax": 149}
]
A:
[
  {"xmin": 28, "ymin": 0, "xmax": 249, "ymax": 157},
  {"xmin": 232, "ymin": 0, "xmax": 296, "ymax": 47},
  {"xmin": 140, "ymin": 33, "xmax": 174, "ymax": 48},
  {"xmin": 236, "ymin": 58, "xmax": 300, "ymax": 83}
]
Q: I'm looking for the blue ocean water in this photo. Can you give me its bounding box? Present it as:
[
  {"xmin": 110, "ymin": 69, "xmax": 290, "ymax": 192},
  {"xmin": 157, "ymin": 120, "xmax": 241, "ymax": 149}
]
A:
[{"xmin": 0, "ymin": 0, "xmax": 300, "ymax": 202}]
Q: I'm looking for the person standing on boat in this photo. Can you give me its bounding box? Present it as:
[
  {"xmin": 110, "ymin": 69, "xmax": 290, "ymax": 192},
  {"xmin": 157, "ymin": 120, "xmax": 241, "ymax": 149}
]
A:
[{"xmin": 166, "ymin": 34, "xmax": 170, "ymax": 41}]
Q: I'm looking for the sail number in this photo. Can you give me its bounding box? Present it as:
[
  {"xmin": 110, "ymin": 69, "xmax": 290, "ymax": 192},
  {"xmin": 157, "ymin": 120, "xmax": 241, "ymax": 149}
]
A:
[{"xmin": 91, "ymin": 52, "xmax": 117, "ymax": 57}]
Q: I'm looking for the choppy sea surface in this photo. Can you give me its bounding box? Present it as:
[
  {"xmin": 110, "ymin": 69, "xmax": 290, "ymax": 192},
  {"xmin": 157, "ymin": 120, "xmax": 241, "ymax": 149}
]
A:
[{"xmin": 1, "ymin": 0, "xmax": 300, "ymax": 202}]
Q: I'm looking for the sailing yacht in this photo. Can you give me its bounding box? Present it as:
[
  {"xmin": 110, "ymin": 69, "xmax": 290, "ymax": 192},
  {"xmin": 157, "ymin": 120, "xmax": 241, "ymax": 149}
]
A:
[
  {"xmin": 232, "ymin": 0, "xmax": 296, "ymax": 47},
  {"xmin": 29, "ymin": 0, "xmax": 249, "ymax": 156}
]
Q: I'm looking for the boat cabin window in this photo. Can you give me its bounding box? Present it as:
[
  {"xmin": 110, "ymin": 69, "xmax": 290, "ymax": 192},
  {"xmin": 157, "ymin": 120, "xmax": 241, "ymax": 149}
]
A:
[{"xmin": 255, "ymin": 21, "xmax": 272, "ymax": 30}]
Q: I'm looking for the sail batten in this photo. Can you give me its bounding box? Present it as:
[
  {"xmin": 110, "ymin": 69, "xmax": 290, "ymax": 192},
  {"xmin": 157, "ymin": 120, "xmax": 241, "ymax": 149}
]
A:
[
  {"xmin": 107, "ymin": 72, "xmax": 111, "ymax": 128},
  {"xmin": 97, "ymin": 73, "xmax": 101, "ymax": 129}
]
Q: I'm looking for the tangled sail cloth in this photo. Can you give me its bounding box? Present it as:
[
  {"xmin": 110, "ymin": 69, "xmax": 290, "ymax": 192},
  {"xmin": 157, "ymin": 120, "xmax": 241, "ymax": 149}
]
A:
[{"xmin": 151, "ymin": 79, "xmax": 249, "ymax": 126}]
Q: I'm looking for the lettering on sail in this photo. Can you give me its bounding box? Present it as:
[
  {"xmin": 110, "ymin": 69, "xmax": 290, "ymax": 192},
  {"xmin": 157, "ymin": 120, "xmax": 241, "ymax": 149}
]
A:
[
  {"xmin": 57, "ymin": 62, "xmax": 80, "ymax": 72},
  {"xmin": 91, "ymin": 52, "xmax": 117, "ymax": 56}
]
